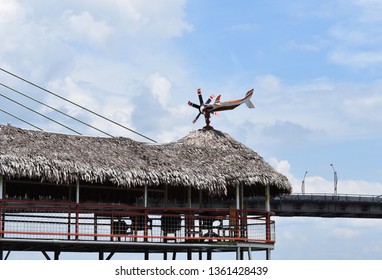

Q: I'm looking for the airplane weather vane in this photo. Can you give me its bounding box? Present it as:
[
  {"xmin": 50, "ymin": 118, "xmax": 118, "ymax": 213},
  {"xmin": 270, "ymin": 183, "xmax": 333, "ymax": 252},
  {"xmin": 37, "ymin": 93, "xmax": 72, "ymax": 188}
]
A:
[{"xmin": 188, "ymin": 88, "xmax": 255, "ymax": 129}]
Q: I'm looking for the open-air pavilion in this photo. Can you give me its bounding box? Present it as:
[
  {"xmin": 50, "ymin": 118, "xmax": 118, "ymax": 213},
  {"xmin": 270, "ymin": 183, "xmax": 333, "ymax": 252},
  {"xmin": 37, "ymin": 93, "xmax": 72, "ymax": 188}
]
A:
[{"xmin": 0, "ymin": 124, "xmax": 291, "ymax": 260}]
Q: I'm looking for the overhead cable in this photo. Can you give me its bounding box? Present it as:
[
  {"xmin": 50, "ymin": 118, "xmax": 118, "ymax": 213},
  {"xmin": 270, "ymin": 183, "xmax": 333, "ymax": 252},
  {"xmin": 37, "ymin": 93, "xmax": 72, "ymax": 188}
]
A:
[
  {"xmin": 0, "ymin": 92, "xmax": 82, "ymax": 135},
  {"xmin": 0, "ymin": 107, "xmax": 43, "ymax": 131},
  {"xmin": 0, "ymin": 67, "xmax": 157, "ymax": 143},
  {"xmin": 0, "ymin": 82, "xmax": 114, "ymax": 138}
]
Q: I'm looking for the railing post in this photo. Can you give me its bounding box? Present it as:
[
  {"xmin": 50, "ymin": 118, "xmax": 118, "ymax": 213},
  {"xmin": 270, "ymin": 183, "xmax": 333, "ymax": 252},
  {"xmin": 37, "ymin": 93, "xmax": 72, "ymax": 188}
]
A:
[
  {"xmin": 266, "ymin": 212, "xmax": 271, "ymax": 242},
  {"xmin": 235, "ymin": 186, "xmax": 240, "ymax": 238},
  {"xmin": 144, "ymin": 208, "xmax": 148, "ymax": 242}
]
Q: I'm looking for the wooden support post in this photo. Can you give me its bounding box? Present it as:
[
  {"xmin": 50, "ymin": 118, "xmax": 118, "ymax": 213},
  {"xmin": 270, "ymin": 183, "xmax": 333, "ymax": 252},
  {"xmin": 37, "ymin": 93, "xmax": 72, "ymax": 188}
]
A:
[
  {"xmin": 76, "ymin": 179, "xmax": 80, "ymax": 203},
  {"xmin": 106, "ymin": 252, "xmax": 115, "ymax": 260},
  {"xmin": 54, "ymin": 250, "xmax": 60, "ymax": 260},
  {"xmin": 0, "ymin": 176, "xmax": 3, "ymax": 239},
  {"xmin": 42, "ymin": 251, "xmax": 51, "ymax": 260},
  {"xmin": 265, "ymin": 185, "xmax": 272, "ymax": 259},
  {"xmin": 247, "ymin": 246, "xmax": 252, "ymax": 260},
  {"xmin": 236, "ymin": 186, "xmax": 240, "ymax": 210},
  {"xmin": 0, "ymin": 175, "xmax": 4, "ymax": 260},
  {"xmin": 265, "ymin": 185, "xmax": 270, "ymax": 212},
  {"xmin": 207, "ymin": 249, "xmax": 212, "ymax": 260},
  {"xmin": 144, "ymin": 185, "xmax": 148, "ymax": 207},
  {"xmin": 266, "ymin": 249, "xmax": 271, "ymax": 260},
  {"xmin": 0, "ymin": 176, "xmax": 3, "ymax": 199},
  {"xmin": 75, "ymin": 179, "xmax": 80, "ymax": 240},
  {"xmin": 4, "ymin": 250, "xmax": 10, "ymax": 260},
  {"xmin": 188, "ymin": 186, "xmax": 192, "ymax": 207},
  {"xmin": 236, "ymin": 247, "xmax": 241, "ymax": 260}
]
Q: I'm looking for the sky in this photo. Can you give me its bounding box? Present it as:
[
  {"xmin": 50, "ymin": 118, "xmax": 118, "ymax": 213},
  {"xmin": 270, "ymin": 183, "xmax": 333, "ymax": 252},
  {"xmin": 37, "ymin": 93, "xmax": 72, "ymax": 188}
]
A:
[{"xmin": 0, "ymin": 0, "xmax": 382, "ymax": 260}]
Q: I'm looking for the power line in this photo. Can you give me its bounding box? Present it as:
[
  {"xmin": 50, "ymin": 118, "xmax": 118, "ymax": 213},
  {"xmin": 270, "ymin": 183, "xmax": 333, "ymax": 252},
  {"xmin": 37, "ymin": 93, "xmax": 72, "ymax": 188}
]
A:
[
  {"xmin": 0, "ymin": 107, "xmax": 43, "ymax": 131},
  {"xmin": 0, "ymin": 82, "xmax": 114, "ymax": 138},
  {"xmin": 0, "ymin": 92, "xmax": 82, "ymax": 135},
  {"xmin": 0, "ymin": 67, "xmax": 157, "ymax": 143}
]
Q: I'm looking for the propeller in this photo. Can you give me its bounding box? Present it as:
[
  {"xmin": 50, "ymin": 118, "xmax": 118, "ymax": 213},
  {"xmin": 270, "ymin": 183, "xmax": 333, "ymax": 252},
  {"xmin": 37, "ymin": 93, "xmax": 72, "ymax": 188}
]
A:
[{"xmin": 188, "ymin": 88, "xmax": 214, "ymax": 124}]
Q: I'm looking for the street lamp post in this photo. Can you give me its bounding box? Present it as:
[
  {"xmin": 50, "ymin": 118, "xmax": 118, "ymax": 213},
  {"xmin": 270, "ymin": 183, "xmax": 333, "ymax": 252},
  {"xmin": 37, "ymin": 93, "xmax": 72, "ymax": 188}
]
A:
[
  {"xmin": 330, "ymin": 164, "xmax": 338, "ymax": 195},
  {"xmin": 302, "ymin": 171, "xmax": 308, "ymax": 194}
]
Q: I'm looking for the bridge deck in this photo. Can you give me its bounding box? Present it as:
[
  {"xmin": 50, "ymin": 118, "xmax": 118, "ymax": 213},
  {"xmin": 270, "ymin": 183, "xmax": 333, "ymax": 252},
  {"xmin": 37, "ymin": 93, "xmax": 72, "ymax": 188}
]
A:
[{"xmin": 248, "ymin": 194, "xmax": 382, "ymax": 218}]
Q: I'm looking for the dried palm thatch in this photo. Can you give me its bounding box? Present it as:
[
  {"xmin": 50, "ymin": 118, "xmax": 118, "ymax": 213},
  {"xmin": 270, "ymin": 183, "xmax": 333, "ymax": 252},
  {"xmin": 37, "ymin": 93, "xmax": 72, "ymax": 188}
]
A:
[{"xmin": 0, "ymin": 124, "xmax": 291, "ymax": 197}]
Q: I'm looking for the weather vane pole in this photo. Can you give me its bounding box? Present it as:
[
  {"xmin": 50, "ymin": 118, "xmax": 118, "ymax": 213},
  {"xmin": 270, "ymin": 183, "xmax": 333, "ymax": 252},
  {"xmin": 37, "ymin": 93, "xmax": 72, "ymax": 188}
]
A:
[{"xmin": 188, "ymin": 88, "xmax": 255, "ymax": 130}]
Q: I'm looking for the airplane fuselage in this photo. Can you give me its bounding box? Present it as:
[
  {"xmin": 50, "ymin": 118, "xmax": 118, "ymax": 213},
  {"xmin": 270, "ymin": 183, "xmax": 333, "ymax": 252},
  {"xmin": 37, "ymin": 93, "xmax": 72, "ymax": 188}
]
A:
[{"xmin": 203, "ymin": 89, "xmax": 254, "ymax": 113}]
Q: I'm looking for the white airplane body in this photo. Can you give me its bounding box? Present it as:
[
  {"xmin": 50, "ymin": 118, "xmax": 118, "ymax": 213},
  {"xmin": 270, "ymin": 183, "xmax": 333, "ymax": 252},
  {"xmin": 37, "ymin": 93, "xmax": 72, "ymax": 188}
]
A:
[{"xmin": 188, "ymin": 89, "xmax": 255, "ymax": 124}]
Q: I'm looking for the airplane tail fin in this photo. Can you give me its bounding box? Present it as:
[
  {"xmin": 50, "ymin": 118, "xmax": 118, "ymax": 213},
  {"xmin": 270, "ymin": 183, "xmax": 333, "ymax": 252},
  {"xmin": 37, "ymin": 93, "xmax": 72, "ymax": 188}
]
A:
[
  {"xmin": 245, "ymin": 89, "xmax": 255, "ymax": 108},
  {"xmin": 215, "ymin": 95, "xmax": 221, "ymax": 104},
  {"xmin": 246, "ymin": 99, "xmax": 255, "ymax": 108}
]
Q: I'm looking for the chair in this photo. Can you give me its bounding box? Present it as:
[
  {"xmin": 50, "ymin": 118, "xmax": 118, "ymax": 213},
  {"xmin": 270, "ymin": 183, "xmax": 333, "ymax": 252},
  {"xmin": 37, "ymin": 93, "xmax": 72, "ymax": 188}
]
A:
[
  {"xmin": 199, "ymin": 214, "xmax": 221, "ymax": 242},
  {"xmin": 161, "ymin": 213, "xmax": 182, "ymax": 242},
  {"xmin": 130, "ymin": 214, "xmax": 153, "ymax": 241},
  {"xmin": 111, "ymin": 218, "xmax": 131, "ymax": 241}
]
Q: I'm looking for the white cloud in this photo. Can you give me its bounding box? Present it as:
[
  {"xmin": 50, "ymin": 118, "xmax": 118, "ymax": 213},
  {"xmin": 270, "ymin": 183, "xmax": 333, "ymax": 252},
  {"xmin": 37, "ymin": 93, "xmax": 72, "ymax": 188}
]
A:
[
  {"xmin": 343, "ymin": 93, "xmax": 382, "ymax": 122},
  {"xmin": 254, "ymin": 74, "xmax": 282, "ymax": 96},
  {"xmin": 302, "ymin": 176, "xmax": 382, "ymax": 196},
  {"xmin": 44, "ymin": 75, "xmax": 136, "ymax": 137},
  {"xmin": 0, "ymin": 0, "xmax": 195, "ymax": 140},
  {"xmin": 61, "ymin": 10, "xmax": 112, "ymax": 46},
  {"xmin": 324, "ymin": 1, "xmax": 382, "ymax": 69},
  {"xmin": 249, "ymin": 74, "xmax": 382, "ymax": 146},
  {"xmin": 0, "ymin": 0, "xmax": 26, "ymax": 24},
  {"xmin": 226, "ymin": 23, "xmax": 259, "ymax": 32},
  {"xmin": 112, "ymin": 0, "xmax": 193, "ymax": 38},
  {"xmin": 269, "ymin": 157, "xmax": 382, "ymax": 196},
  {"xmin": 331, "ymin": 227, "xmax": 360, "ymax": 239},
  {"xmin": 330, "ymin": 50, "xmax": 382, "ymax": 68},
  {"xmin": 287, "ymin": 39, "xmax": 326, "ymax": 52},
  {"xmin": 145, "ymin": 72, "xmax": 172, "ymax": 107},
  {"xmin": 329, "ymin": 23, "xmax": 368, "ymax": 46},
  {"xmin": 353, "ymin": 0, "xmax": 382, "ymax": 22}
]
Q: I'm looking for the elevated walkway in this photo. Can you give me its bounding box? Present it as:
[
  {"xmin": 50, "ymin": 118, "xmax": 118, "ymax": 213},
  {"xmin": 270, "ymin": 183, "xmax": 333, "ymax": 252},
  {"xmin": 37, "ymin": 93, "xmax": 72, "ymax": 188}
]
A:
[{"xmin": 248, "ymin": 194, "xmax": 382, "ymax": 218}]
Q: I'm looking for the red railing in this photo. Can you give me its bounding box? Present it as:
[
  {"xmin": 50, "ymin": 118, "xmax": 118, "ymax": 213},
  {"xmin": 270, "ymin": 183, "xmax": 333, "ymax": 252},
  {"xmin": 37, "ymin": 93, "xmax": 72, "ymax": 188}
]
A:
[{"xmin": 0, "ymin": 200, "xmax": 275, "ymax": 244}]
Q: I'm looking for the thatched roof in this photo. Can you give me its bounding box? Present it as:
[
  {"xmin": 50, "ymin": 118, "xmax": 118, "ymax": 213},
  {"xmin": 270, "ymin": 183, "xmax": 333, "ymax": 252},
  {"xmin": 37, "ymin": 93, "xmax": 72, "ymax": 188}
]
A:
[{"xmin": 0, "ymin": 124, "xmax": 291, "ymax": 197}]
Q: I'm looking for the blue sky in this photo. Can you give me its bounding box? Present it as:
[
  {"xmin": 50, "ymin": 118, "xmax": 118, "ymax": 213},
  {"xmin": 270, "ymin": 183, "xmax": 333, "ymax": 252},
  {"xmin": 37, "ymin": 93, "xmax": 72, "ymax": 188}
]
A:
[{"xmin": 1, "ymin": 0, "xmax": 382, "ymax": 260}]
